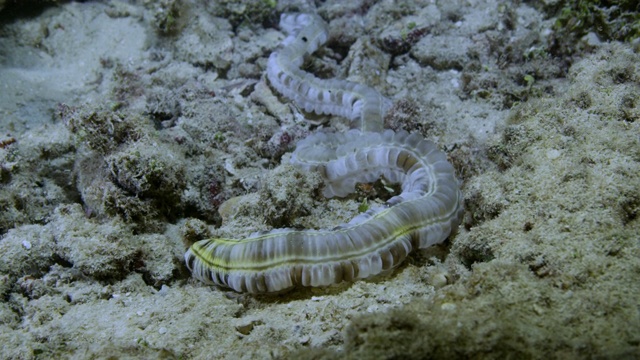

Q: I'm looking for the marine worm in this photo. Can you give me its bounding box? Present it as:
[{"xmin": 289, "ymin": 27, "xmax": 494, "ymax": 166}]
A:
[{"xmin": 185, "ymin": 14, "xmax": 463, "ymax": 293}]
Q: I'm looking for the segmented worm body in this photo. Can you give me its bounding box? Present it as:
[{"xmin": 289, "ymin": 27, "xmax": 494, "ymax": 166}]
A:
[
  {"xmin": 266, "ymin": 14, "xmax": 392, "ymax": 132},
  {"xmin": 185, "ymin": 14, "xmax": 463, "ymax": 293}
]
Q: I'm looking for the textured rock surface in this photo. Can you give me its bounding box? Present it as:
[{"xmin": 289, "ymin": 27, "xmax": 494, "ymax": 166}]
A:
[{"xmin": 0, "ymin": 0, "xmax": 638, "ymax": 358}]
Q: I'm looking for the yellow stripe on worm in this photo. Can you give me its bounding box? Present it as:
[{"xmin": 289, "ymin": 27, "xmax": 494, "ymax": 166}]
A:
[
  {"xmin": 184, "ymin": 14, "xmax": 464, "ymax": 293},
  {"xmin": 185, "ymin": 130, "xmax": 463, "ymax": 293}
]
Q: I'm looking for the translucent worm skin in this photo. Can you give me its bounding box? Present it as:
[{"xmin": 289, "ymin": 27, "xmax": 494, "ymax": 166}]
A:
[
  {"xmin": 185, "ymin": 130, "xmax": 463, "ymax": 293},
  {"xmin": 184, "ymin": 14, "xmax": 463, "ymax": 293},
  {"xmin": 266, "ymin": 13, "xmax": 392, "ymax": 132}
]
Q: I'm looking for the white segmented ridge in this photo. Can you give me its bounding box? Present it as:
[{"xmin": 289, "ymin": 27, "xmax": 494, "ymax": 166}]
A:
[{"xmin": 266, "ymin": 13, "xmax": 392, "ymax": 132}]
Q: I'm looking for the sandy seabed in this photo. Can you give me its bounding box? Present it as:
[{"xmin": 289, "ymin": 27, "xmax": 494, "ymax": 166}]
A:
[{"xmin": 0, "ymin": 0, "xmax": 639, "ymax": 359}]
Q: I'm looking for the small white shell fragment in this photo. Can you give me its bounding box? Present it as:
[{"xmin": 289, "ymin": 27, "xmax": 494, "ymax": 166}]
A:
[
  {"xmin": 441, "ymin": 303, "xmax": 457, "ymax": 312},
  {"xmin": 546, "ymin": 149, "xmax": 561, "ymax": 160}
]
